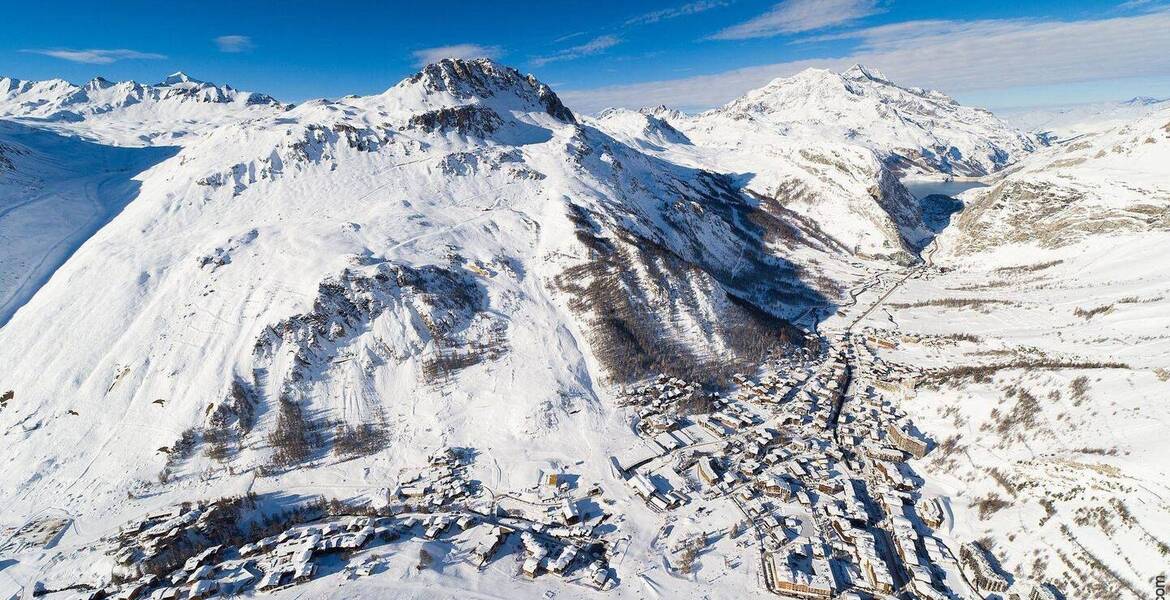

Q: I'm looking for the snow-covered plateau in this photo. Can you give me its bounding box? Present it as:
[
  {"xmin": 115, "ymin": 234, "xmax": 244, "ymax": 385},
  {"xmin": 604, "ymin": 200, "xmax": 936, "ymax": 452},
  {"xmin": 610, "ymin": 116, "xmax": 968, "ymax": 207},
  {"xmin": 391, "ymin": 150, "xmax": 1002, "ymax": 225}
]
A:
[{"xmin": 0, "ymin": 59, "xmax": 1167, "ymax": 600}]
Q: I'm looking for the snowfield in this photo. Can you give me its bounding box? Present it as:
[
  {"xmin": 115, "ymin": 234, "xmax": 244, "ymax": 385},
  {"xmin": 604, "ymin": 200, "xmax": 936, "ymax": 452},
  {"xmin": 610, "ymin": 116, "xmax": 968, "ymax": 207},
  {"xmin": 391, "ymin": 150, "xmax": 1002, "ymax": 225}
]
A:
[{"xmin": 0, "ymin": 59, "xmax": 1167, "ymax": 600}]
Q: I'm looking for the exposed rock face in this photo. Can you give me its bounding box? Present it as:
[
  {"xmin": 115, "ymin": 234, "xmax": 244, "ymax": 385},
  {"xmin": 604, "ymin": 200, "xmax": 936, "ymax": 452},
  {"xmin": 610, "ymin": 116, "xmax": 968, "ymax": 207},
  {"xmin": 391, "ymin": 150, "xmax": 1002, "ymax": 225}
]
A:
[
  {"xmin": 406, "ymin": 105, "xmax": 504, "ymax": 136},
  {"xmin": 0, "ymin": 142, "xmax": 17, "ymax": 170},
  {"xmin": 404, "ymin": 58, "xmax": 575, "ymax": 123}
]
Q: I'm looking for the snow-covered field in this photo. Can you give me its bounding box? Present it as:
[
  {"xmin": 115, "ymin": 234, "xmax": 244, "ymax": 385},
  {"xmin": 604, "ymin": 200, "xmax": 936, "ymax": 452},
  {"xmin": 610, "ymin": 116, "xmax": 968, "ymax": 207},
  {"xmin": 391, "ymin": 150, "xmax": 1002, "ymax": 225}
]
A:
[
  {"xmin": 852, "ymin": 231, "xmax": 1170, "ymax": 599},
  {"xmin": 1, "ymin": 59, "xmax": 1167, "ymax": 600}
]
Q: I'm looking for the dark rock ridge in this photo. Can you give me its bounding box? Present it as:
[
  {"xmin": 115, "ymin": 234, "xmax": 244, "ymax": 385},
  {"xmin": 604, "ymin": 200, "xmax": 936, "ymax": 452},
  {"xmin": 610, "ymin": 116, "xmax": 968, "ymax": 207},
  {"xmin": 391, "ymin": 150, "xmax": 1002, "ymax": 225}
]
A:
[{"xmin": 405, "ymin": 58, "xmax": 576, "ymax": 124}]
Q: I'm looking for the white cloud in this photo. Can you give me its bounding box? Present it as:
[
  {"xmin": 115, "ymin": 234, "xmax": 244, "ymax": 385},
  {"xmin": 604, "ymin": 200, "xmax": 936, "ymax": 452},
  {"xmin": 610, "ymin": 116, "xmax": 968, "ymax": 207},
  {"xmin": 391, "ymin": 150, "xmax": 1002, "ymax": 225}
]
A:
[
  {"xmin": 214, "ymin": 35, "xmax": 254, "ymax": 53},
  {"xmin": 626, "ymin": 1, "xmax": 729, "ymax": 26},
  {"xmin": 553, "ymin": 31, "xmax": 588, "ymax": 43},
  {"xmin": 22, "ymin": 48, "xmax": 166, "ymax": 64},
  {"xmin": 1118, "ymin": 0, "xmax": 1160, "ymax": 10},
  {"xmin": 709, "ymin": 0, "xmax": 882, "ymax": 39},
  {"xmin": 411, "ymin": 43, "xmax": 501, "ymax": 67},
  {"xmin": 531, "ymin": 35, "xmax": 622, "ymax": 67},
  {"xmin": 561, "ymin": 9, "xmax": 1170, "ymax": 113}
]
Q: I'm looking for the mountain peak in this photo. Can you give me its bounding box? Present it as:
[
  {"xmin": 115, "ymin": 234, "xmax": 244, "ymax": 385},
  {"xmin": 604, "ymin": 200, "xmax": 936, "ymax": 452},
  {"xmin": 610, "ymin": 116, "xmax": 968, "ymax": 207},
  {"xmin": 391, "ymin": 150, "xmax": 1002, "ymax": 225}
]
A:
[
  {"xmin": 401, "ymin": 58, "xmax": 575, "ymax": 123},
  {"xmin": 1123, "ymin": 95, "xmax": 1165, "ymax": 106},
  {"xmin": 162, "ymin": 71, "xmax": 202, "ymax": 86},
  {"xmin": 84, "ymin": 76, "xmax": 115, "ymax": 90},
  {"xmin": 842, "ymin": 64, "xmax": 887, "ymax": 82}
]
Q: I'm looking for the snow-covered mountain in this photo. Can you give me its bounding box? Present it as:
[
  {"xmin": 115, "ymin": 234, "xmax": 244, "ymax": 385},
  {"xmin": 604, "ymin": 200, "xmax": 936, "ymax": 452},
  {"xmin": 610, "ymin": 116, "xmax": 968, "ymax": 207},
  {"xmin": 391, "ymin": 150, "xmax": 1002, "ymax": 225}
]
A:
[
  {"xmin": 0, "ymin": 60, "xmax": 844, "ymax": 584},
  {"xmin": 4, "ymin": 57, "xmax": 1166, "ymax": 600},
  {"xmin": 592, "ymin": 66, "xmax": 1040, "ymax": 261},
  {"xmin": 939, "ymin": 105, "xmax": 1170, "ymax": 255},
  {"xmin": 0, "ymin": 72, "xmax": 287, "ymax": 144},
  {"xmin": 598, "ymin": 107, "xmax": 927, "ymax": 259},
  {"xmin": 697, "ymin": 65, "xmax": 1040, "ymax": 177},
  {"xmin": 997, "ymin": 95, "xmax": 1170, "ymax": 139}
]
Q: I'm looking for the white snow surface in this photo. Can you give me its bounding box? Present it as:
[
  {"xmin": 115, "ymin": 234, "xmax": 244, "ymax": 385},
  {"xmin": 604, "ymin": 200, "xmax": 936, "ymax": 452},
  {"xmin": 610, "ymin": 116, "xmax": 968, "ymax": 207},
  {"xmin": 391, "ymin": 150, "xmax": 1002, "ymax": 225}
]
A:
[
  {"xmin": 0, "ymin": 72, "xmax": 287, "ymax": 145},
  {"xmin": 0, "ymin": 59, "xmax": 856, "ymax": 597},
  {"xmin": 939, "ymin": 105, "xmax": 1170, "ymax": 255},
  {"xmin": 691, "ymin": 65, "xmax": 1040, "ymax": 177},
  {"xmin": 1, "ymin": 58, "xmax": 1167, "ymax": 600},
  {"xmin": 998, "ymin": 96, "xmax": 1170, "ymax": 139}
]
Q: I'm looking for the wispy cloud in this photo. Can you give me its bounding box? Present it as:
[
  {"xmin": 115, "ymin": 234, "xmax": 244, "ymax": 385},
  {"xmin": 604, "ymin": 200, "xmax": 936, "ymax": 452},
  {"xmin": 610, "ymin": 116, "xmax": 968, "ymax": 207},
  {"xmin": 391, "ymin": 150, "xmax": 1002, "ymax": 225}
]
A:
[
  {"xmin": 709, "ymin": 0, "xmax": 882, "ymax": 40},
  {"xmin": 531, "ymin": 35, "xmax": 622, "ymax": 67},
  {"xmin": 1118, "ymin": 0, "xmax": 1162, "ymax": 10},
  {"xmin": 214, "ymin": 35, "xmax": 254, "ymax": 53},
  {"xmin": 561, "ymin": 9, "xmax": 1170, "ymax": 112},
  {"xmin": 626, "ymin": 1, "xmax": 729, "ymax": 26},
  {"xmin": 411, "ymin": 43, "xmax": 501, "ymax": 67},
  {"xmin": 553, "ymin": 31, "xmax": 588, "ymax": 43},
  {"xmin": 798, "ymin": 18, "xmax": 1037, "ymax": 51},
  {"xmin": 21, "ymin": 48, "xmax": 166, "ymax": 64}
]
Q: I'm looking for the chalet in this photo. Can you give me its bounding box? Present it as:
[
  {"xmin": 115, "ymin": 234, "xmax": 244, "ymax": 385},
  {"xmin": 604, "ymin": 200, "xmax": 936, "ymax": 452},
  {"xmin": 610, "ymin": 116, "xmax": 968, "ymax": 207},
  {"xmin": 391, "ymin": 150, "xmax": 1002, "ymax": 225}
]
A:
[
  {"xmin": 916, "ymin": 497, "xmax": 945, "ymax": 528},
  {"xmin": 185, "ymin": 565, "xmax": 214, "ymax": 584},
  {"xmin": 560, "ymin": 499, "xmax": 580, "ymax": 524},
  {"xmin": 111, "ymin": 582, "xmax": 148, "ymax": 600},
  {"xmin": 765, "ymin": 552, "xmax": 832, "ymax": 598},
  {"xmin": 522, "ymin": 556, "xmax": 542, "ymax": 578},
  {"xmin": 548, "ymin": 545, "xmax": 577, "ymax": 575},
  {"xmin": 186, "ymin": 580, "xmax": 217, "ymax": 600},
  {"xmin": 424, "ymin": 517, "xmax": 448, "ymax": 539},
  {"xmin": 757, "ymin": 474, "xmax": 793, "ymax": 500},
  {"xmin": 642, "ymin": 413, "xmax": 677, "ymax": 434},
  {"xmin": 652, "ymin": 431, "xmax": 682, "ymax": 452},
  {"xmin": 588, "ymin": 560, "xmax": 609, "ymax": 588},
  {"xmin": 256, "ymin": 569, "xmax": 284, "ymax": 591},
  {"xmin": 697, "ymin": 457, "xmax": 720, "ymax": 485},
  {"xmin": 470, "ymin": 525, "xmax": 509, "ymax": 567},
  {"xmin": 627, "ymin": 473, "xmax": 656, "ymax": 499}
]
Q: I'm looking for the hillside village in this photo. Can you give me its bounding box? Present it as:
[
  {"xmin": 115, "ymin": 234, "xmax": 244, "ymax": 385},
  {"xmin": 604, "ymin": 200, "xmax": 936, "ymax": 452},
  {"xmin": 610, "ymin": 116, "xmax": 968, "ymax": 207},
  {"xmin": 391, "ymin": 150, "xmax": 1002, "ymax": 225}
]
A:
[
  {"xmin": 1, "ymin": 37, "xmax": 1167, "ymax": 600},
  {"xmin": 11, "ymin": 311, "xmax": 1067, "ymax": 600}
]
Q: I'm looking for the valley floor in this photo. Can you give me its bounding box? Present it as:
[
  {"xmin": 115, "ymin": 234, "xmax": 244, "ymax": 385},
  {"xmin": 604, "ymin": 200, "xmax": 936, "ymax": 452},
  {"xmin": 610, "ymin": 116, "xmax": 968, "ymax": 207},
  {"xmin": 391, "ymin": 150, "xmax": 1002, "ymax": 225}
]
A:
[
  {"xmin": 848, "ymin": 232, "xmax": 1170, "ymax": 599},
  {"xmin": 3, "ymin": 227, "xmax": 1167, "ymax": 600}
]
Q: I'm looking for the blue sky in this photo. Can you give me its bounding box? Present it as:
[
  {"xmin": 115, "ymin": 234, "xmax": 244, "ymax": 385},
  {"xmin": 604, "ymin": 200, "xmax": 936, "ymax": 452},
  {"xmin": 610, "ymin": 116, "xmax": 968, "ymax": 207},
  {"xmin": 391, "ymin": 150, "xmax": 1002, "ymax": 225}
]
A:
[{"xmin": 3, "ymin": 0, "xmax": 1169, "ymax": 113}]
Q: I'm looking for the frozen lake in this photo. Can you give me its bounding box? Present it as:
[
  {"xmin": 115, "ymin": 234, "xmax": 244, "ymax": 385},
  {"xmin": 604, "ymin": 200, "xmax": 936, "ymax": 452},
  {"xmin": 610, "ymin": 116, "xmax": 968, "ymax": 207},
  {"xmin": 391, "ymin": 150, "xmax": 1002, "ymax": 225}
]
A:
[
  {"xmin": 901, "ymin": 179, "xmax": 990, "ymax": 234},
  {"xmin": 902, "ymin": 178, "xmax": 989, "ymax": 200}
]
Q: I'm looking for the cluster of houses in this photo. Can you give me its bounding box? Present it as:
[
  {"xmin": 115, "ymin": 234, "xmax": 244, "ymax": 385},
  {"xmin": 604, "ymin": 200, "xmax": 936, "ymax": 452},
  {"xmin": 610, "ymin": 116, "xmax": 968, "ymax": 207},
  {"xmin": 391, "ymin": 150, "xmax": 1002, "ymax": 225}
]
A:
[
  {"xmin": 958, "ymin": 542, "xmax": 1060, "ymax": 600},
  {"xmin": 612, "ymin": 332, "xmax": 1060, "ymax": 600},
  {"xmin": 0, "ymin": 516, "xmax": 71, "ymax": 553},
  {"xmin": 63, "ymin": 325, "xmax": 1070, "ymax": 600},
  {"xmin": 394, "ymin": 447, "xmax": 474, "ymax": 506},
  {"xmin": 84, "ymin": 446, "xmax": 618, "ymax": 599}
]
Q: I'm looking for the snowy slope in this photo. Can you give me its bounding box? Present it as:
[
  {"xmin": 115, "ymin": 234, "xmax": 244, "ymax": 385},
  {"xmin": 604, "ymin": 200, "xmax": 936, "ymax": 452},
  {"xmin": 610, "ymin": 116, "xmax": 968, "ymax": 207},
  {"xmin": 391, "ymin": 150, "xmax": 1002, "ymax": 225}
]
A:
[
  {"xmin": 591, "ymin": 66, "xmax": 1039, "ymax": 260},
  {"xmin": 0, "ymin": 121, "xmax": 176, "ymax": 325},
  {"xmin": 859, "ymin": 232, "xmax": 1170, "ymax": 600},
  {"xmin": 939, "ymin": 105, "xmax": 1170, "ymax": 255},
  {"xmin": 998, "ymin": 96, "xmax": 1170, "ymax": 139},
  {"xmin": 594, "ymin": 104, "xmax": 930, "ymax": 261},
  {"xmin": 0, "ymin": 72, "xmax": 287, "ymax": 145},
  {"xmin": 0, "ymin": 60, "xmax": 851, "ymax": 597},
  {"xmin": 697, "ymin": 65, "xmax": 1039, "ymax": 177},
  {"xmin": 839, "ymin": 106, "xmax": 1170, "ymax": 599}
]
